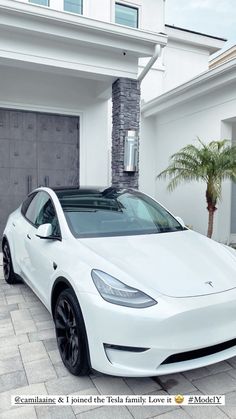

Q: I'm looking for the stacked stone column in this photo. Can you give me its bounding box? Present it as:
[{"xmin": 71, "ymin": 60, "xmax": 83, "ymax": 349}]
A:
[{"xmin": 111, "ymin": 78, "xmax": 141, "ymax": 189}]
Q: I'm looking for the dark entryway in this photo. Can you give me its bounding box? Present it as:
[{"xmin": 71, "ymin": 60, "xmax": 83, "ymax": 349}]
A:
[{"xmin": 0, "ymin": 109, "xmax": 80, "ymax": 236}]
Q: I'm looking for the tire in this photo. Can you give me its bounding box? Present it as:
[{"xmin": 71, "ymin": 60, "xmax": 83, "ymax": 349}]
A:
[
  {"xmin": 2, "ymin": 241, "xmax": 17, "ymax": 284},
  {"xmin": 54, "ymin": 288, "xmax": 90, "ymax": 376}
]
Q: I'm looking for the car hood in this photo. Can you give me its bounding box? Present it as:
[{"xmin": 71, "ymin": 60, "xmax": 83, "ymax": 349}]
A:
[{"xmin": 80, "ymin": 230, "xmax": 236, "ymax": 298}]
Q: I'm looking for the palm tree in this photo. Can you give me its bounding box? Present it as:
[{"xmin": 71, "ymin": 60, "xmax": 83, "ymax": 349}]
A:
[{"xmin": 157, "ymin": 139, "xmax": 236, "ymax": 238}]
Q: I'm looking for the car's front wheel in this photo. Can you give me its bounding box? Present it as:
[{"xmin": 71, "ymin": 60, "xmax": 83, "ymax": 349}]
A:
[
  {"xmin": 2, "ymin": 241, "xmax": 17, "ymax": 284},
  {"xmin": 54, "ymin": 288, "xmax": 90, "ymax": 376}
]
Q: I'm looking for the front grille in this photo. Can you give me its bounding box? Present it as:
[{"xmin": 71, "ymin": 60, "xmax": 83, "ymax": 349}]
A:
[{"xmin": 161, "ymin": 337, "xmax": 236, "ymax": 365}]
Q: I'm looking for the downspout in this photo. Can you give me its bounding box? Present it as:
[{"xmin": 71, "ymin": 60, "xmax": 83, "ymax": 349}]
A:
[{"xmin": 138, "ymin": 44, "xmax": 164, "ymax": 83}]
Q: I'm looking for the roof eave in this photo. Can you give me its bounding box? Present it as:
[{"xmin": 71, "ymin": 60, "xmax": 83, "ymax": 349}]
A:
[
  {"xmin": 142, "ymin": 59, "xmax": 236, "ymax": 117},
  {"xmin": 165, "ymin": 25, "xmax": 226, "ymax": 55},
  {"xmin": 0, "ymin": 0, "xmax": 167, "ymax": 57}
]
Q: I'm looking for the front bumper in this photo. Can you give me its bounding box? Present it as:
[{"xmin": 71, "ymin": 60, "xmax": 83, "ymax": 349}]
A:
[{"xmin": 77, "ymin": 288, "xmax": 236, "ymax": 377}]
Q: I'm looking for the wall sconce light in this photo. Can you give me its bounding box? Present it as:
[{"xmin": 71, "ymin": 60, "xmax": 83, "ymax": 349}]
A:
[{"xmin": 124, "ymin": 130, "xmax": 138, "ymax": 172}]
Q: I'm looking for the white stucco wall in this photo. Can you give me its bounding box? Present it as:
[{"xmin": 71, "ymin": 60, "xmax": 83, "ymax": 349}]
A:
[
  {"xmin": 139, "ymin": 115, "xmax": 157, "ymax": 197},
  {"xmin": 140, "ymin": 81, "xmax": 236, "ymax": 243},
  {"xmin": 14, "ymin": 0, "xmax": 165, "ymax": 32},
  {"xmin": 81, "ymin": 100, "xmax": 110, "ymax": 186},
  {"xmin": 139, "ymin": 62, "xmax": 165, "ymax": 102},
  {"xmin": 0, "ymin": 66, "xmax": 110, "ymax": 187},
  {"xmin": 163, "ymin": 40, "xmax": 210, "ymax": 92},
  {"xmin": 139, "ymin": 36, "xmax": 217, "ymax": 103}
]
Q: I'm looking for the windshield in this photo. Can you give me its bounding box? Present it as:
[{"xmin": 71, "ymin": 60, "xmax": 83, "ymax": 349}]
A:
[{"xmin": 57, "ymin": 189, "xmax": 185, "ymax": 238}]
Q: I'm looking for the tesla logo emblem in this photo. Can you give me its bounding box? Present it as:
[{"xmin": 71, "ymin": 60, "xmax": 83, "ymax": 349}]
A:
[{"xmin": 205, "ymin": 281, "xmax": 214, "ymax": 288}]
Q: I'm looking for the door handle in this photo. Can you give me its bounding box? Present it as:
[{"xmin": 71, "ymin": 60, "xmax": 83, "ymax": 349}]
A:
[
  {"xmin": 12, "ymin": 222, "xmax": 16, "ymax": 227},
  {"xmin": 27, "ymin": 234, "xmax": 31, "ymax": 240}
]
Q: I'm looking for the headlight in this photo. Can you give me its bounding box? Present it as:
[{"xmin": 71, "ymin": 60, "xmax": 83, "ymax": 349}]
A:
[{"xmin": 91, "ymin": 269, "xmax": 157, "ymax": 308}]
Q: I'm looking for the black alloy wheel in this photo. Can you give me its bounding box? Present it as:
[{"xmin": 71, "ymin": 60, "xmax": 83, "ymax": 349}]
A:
[
  {"xmin": 3, "ymin": 241, "xmax": 17, "ymax": 284},
  {"xmin": 54, "ymin": 288, "xmax": 90, "ymax": 376}
]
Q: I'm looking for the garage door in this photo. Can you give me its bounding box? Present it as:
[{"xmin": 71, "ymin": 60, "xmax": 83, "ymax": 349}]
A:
[{"xmin": 0, "ymin": 109, "xmax": 80, "ymax": 236}]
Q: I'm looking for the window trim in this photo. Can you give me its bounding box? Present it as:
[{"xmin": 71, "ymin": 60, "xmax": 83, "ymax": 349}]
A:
[
  {"xmin": 22, "ymin": 191, "xmax": 62, "ymax": 240},
  {"xmin": 114, "ymin": 1, "xmax": 140, "ymax": 29},
  {"xmin": 64, "ymin": 0, "xmax": 83, "ymax": 15}
]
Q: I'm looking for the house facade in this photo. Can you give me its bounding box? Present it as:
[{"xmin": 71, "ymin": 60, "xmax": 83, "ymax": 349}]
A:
[
  {"xmin": 0, "ymin": 0, "xmax": 167, "ymax": 235},
  {"xmin": 141, "ymin": 56, "xmax": 236, "ymax": 244},
  {"xmin": 0, "ymin": 0, "xmax": 229, "ymax": 241}
]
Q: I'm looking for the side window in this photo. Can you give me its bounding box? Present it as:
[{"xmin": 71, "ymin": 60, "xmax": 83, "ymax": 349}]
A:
[
  {"xmin": 21, "ymin": 193, "xmax": 37, "ymax": 216},
  {"xmin": 25, "ymin": 193, "xmax": 42, "ymax": 223},
  {"xmin": 25, "ymin": 192, "xmax": 60, "ymax": 236}
]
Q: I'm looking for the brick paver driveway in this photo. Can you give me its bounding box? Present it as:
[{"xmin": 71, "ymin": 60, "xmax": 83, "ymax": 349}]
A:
[{"xmin": 0, "ymin": 258, "xmax": 236, "ymax": 419}]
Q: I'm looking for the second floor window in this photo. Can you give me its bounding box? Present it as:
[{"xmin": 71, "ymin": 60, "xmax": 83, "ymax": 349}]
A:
[
  {"xmin": 64, "ymin": 0, "xmax": 83, "ymax": 14},
  {"xmin": 29, "ymin": 0, "xmax": 49, "ymax": 6},
  {"xmin": 115, "ymin": 3, "xmax": 139, "ymax": 28}
]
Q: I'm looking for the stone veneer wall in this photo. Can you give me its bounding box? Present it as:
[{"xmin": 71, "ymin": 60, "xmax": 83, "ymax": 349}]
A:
[{"xmin": 111, "ymin": 78, "xmax": 141, "ymax": 189}]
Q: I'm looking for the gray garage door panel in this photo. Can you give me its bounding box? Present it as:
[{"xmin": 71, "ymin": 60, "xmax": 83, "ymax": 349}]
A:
[
  {"xmin": 10, "ymin": 141, "xmax": 37, "ymax": 169},
  {"xmin": 37, "ymin": 169, "xmax": 79, "ymax": 189},
  {"xmin": 37, "ymin": 142, "xmax": 79, "ymax": 170},
  {"xmin": 8, "ymin": 111, "xmax": 36, "ymax": 142},
  {"xmin": 37, "ymin": 114, "xmax": 79, "ymax": 144},
  {"xmin": 0, "ymin": 140, "xmax": 10, "ymax": 168},
  {"xmin": 9, "ymin": 168, "xmax": 37, "ymax": 196},
  {"xmin": 0, "ymin": 109, "xmax": 80, "ymax": 237}
]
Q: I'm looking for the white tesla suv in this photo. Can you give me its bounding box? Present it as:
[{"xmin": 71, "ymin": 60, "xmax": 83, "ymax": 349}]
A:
[{"xmin": 3, "ymin": 186, "xmax": 236, "ymax": 377}]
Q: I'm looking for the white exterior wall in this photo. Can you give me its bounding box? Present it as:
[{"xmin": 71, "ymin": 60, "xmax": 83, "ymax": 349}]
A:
[
  {"xmin": 0, "ymin": 65, "xmax": 110, "ymax": 187},
  {"xmin": 14, "ymin": 0, "xmax": 165, "ymax": 32},
  {"xmin": 139, "ymin": 115, "xmax": 157, "ymax": 197},
  {"xmin": 163, "ymin": 40, "xmax": 210, "ymax": 92},
  {"xmin": 139, "ymin": 36, "xmax": 212, "ymax": 103},
  {"xmin": 82, "ymin": 101, "xmax": 110, "ymax": 186},
  {"xmin": 140, "ymin": 82, "xmax": 236, "ymax": 243},
  {"xmin": 139, "ymin": 38, "xmax": 213, "ymax": 103},
  {"xmin": 139, "ymin": 57, "xmax": 165, "ymax": 102}
]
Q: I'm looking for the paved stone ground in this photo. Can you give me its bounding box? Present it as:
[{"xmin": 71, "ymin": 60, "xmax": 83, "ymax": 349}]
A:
[{"xmin": 0, "ymin": 260, "xmax": 236, "ymax": 418}]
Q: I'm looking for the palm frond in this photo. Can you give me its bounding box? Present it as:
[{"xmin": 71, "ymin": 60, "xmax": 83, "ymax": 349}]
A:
[{"xmin": 157, "ymin": 138, "xmax": 236, "ymax": 203}]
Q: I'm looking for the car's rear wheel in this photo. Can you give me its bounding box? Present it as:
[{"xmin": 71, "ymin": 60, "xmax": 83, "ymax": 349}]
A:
[
  {"xmin": 54, "ymin": 288, "xmax": 90, "ymax": 376},
  {"xmin": 3, "ymin": 241, "xmax": 17, "ymax": 284}
]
